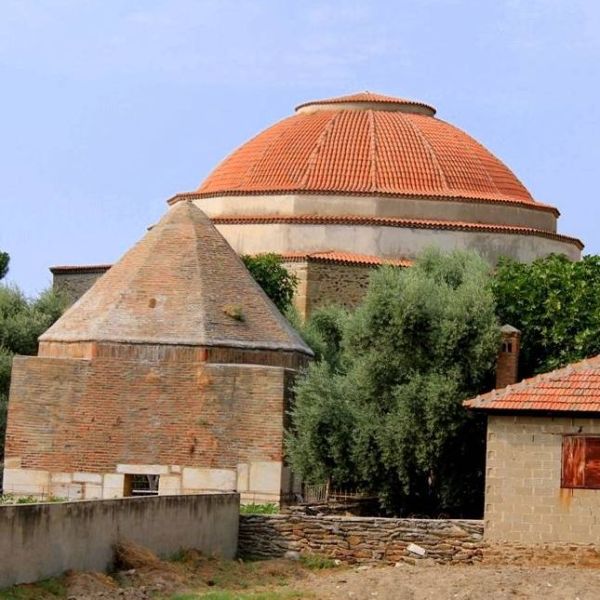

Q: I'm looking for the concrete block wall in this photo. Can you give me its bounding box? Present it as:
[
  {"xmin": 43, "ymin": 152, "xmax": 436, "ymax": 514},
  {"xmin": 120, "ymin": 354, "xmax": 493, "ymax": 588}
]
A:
[{"xmin": 485, "ymin": 415, "xmax": 600, "ymax": 543}]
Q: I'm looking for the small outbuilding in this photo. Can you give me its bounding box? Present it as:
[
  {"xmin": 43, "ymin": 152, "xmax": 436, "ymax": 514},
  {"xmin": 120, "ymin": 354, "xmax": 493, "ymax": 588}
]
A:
[
  {"xmin": 465, "ymin": 354, "xmax": 600, "ymax": 544},
  {"xmin": 3, "ymin": 201, "xmax": 312, "ymax": 503}
]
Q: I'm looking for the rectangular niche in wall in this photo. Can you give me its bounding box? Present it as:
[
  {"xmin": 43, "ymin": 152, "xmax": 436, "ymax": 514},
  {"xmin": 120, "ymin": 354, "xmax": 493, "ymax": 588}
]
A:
[{"xmin": 123, "ymin": 474, "xmax": 160, "ymax": 497}]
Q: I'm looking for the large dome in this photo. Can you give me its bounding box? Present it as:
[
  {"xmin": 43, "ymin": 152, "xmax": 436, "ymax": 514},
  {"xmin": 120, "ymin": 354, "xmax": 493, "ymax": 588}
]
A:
[
  {"xmin": 166, "ymin": 91, "xmax": 581, "ymax": 318},
  {"xmin": 197, "ymin": 91, "xmax": 536, "ymax": 207}
]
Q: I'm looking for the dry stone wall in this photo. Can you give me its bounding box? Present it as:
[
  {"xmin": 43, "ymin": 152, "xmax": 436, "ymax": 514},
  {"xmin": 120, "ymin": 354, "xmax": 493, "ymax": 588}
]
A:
[{"xmin": 239, "ymin": 514, "xmax": 484, "ymax": 564}]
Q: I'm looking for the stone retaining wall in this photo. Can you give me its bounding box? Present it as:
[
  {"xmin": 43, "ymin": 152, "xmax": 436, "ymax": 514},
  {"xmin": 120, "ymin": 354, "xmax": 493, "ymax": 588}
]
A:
[{"xmin": 239, "ymin": 514, "xmax": 484, "ymax": 564}]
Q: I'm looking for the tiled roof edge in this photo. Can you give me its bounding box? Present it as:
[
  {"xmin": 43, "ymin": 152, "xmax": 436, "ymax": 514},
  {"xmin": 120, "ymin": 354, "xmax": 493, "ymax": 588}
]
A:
[
  {"xmin": 464, "ymin": 356, "xmax": 600, "ymax": 411},
  {"xmin": 50, "ymin": 264, "xmax": 112, "ymax": 274},
  {"xmin": 279, "ymin": 251, "xmax": 412, "ymax": 267}
]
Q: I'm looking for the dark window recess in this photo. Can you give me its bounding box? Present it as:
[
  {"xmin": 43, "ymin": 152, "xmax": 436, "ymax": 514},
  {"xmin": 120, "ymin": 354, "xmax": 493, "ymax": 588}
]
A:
[
  {"xmin": 561, "ymin": 436, "xmax": 600, "ymax": 489},
  {"xmin": 123, "ymin": 474, "xmax": 160, "ymax": 496}
]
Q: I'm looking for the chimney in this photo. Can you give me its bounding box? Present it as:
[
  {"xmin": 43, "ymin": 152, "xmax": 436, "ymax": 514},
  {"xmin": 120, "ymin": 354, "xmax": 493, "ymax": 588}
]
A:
[{"xmin": 496, "ymin": 324, "xmax": 521, "ymax": 389}]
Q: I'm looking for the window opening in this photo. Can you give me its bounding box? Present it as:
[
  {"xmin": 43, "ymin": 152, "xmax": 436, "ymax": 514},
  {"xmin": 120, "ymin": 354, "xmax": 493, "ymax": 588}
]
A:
[{"xmin": 123, "ymin": 474, "xmax": 160, "ymax": 496}]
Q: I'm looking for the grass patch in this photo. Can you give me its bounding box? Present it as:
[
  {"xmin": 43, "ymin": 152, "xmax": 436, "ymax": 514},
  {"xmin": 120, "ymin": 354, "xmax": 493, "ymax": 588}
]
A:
[
  {"xmin": 239, "ymin": 503, "xmax": 279, "ymax": 515},
  {"xmin": 0, "ymin": 578, "xmax": 65, "ymax": 599},
  {"xmin": 299, "ymin": 554, "xmax": 338, "ymax": 570}
]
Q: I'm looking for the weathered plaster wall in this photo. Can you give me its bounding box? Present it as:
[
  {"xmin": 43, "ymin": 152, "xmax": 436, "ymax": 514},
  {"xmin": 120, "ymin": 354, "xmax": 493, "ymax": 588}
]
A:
[
  {"xmin": 193, "ymin": 193, "xmax": 557, "ymax": 231},
  {"xmin": 4, "ymin": 350, "xmax": 297, "ymax": 503},
  {"xmin": 215, "ymin": 223, "xmax": 581, "ymax": 265},
  {"xmin": 238, "ymin": 514, "xmax": 484, "ymax": 564},
  {"xmin": 485, "ymin": 415, "xmax": 600, "ymax": 543},
  {"xmin": 0, "ymin": 493, "xmax": 239, "ymax": 588}
]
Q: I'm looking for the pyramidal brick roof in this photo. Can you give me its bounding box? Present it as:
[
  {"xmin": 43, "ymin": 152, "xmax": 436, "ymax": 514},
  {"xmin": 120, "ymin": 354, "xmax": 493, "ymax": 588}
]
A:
[
  {"xmin": 40, "ymin": 202, "xmax": 312, "ymax": 354},
  {"xmin": 464, "ymin": 355, "xmax": 600, "ymax": 413}
]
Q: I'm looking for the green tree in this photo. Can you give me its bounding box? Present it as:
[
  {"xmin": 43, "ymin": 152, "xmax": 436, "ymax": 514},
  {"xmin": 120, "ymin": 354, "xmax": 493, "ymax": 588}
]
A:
[
  {"xmin": 0, "ymin": 252, "xmax": 8, "ymax": 281},
  {"xmin": 0, "ymin": 285, "xmax": 68, "ymax": 459},
  {"xmin": 493, "ymin": 254, "xmax": 600, "ymax": 378},
  {"xmin": 242, "ymin": 253, "xmax": 298, "ymax": 313},
  {"xmin": 287, "ymin": 248, "xmax": 499, "ymax": 516}
]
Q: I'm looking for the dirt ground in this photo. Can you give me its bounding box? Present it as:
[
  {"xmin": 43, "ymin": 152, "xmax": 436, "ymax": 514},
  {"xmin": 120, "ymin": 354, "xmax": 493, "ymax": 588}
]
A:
[
  {"xmin": 4, "ymin": 544, "xmax": 600, "ymax": 600},
  {"xmin": 300, "ymin": 562, "xmax": 600, "ymax": 600}
]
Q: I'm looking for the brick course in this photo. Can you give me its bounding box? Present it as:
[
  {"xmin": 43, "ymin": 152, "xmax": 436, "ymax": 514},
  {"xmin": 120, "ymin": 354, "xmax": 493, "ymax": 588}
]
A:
[{"xmin": 6, "ymin": 349, "xmax": 292, "ymax": 474}]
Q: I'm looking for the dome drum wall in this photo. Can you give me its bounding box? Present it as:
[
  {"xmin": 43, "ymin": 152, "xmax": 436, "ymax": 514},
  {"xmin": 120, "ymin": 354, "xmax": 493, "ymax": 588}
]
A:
[
  {"xmin": 186, "ymin": 193, "xmax": 558, "ymax": 232},
  {"xmin": 212, "ymin": 221, "xmax": 581, "ymax": 266}
]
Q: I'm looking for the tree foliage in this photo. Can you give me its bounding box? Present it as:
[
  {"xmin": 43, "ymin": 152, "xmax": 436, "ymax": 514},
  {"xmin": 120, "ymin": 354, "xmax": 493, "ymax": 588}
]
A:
[
  {"xmin": 286, "ymin": 248, "xmax": 499, "ymax": 516},
  {"xmin": 242, "ymin": 253, "xmax": 298, "ymax": 313},
  {"xmin": 493, "ymin": 254, "xmax": 600, "ymax": 378},
  {"xmin": 0, "ymin": 252, "xmax": 8, "ymax": 281},
  {"xmin": 0, "ymin": 285, "xmax": 68, "ymax": 459}
]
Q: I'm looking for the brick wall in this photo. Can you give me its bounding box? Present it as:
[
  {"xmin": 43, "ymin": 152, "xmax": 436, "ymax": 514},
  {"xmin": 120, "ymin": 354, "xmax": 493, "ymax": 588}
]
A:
[
  {"xmin": 239, "ymin": 513, "xmax": 484, "ymax": 564},
  {"xmin": 4, "ymin": 346, "xmax": 298, "ymax": 502},
  {"xmin": 485, "ymin": 414, "xmax": 600, "ymax": 543}
]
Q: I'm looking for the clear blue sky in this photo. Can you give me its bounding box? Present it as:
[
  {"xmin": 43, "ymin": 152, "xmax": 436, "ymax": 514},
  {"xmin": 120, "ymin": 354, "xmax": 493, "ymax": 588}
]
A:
[{"xmin": 1, "ymin": 0, "xmax": 599, "ymax": 295}]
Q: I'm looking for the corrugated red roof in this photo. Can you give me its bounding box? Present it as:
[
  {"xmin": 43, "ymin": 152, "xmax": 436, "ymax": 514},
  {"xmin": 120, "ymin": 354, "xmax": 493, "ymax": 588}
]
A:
[
  {"xmin": 280, "ymin": 251, "xmax": 412, "ymax": 267},
  {"xmin": 195, "ymin": 93, "xmax": 544, "ymax": 208},
  {"xmin": 211, "ymin": 214, "xmax": 583, "ymax": 249},
  {"xmin": 464, "ymin": 355, "xmax": 600, "ymax": 413}
]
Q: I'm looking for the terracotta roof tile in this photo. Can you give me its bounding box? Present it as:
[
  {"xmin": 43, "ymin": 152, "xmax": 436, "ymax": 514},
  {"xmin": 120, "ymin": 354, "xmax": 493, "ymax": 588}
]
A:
[
  {"xmin": 41, "ymin": 202, "xmax": 312, "ymax": 355},
  {"xmin": 211, "ymin": 214, "xmax": 583, "ymax": 250},
  {"xmin": 279, "ymin": 251, "xmax": 412, "ymax": 267},
  {"xmin": 464, "ymin": 355, "xmax": 600, "ymax": 413},
  {"xmin": 195, "ymin": 93, "xmax": 546, "ymax": 209},
  {"xmin": 50, "ymin": 264, "xmax": 112, "ymax": 274}
]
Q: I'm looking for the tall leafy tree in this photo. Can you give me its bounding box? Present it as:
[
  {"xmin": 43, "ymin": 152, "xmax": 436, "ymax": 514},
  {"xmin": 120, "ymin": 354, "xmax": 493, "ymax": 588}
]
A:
[
  {"xmin": 287, "ymin": 248, "xmax": 499, "ymax": 516},
  {"xmin": 0, "ymin": 252, "xmax": 8, "ymax": 281},
  {"xmin": 242, "ymin": 253, "xmax": 298, "ymax": 313},
  {"xmin": 0, "ymin": 286, "xmax": 67, "ymax": 459},
  {"xmin": 494, "ymin": 254, "xmax": 600, "ymax": 377}
]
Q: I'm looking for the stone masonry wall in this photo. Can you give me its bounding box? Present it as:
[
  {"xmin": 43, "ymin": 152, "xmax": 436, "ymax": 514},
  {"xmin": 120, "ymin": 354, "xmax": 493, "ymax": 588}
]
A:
[
  {"xmin": 283, "ymin": 260, "xmax": 374, "ymax": 318},
  {"xmin": 52, "ymin": 269, "xmax": 109, "ymax": 304},
  {"xmin": 238, "ymin": 514, "xmax": 484, "ymax": 564}
]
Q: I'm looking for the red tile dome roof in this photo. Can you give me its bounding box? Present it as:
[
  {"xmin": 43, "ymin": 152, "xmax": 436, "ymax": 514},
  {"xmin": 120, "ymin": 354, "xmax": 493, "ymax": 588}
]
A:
[{"xmin": 196, "ymin": 92, "xmax": 540, "ymax": 208}]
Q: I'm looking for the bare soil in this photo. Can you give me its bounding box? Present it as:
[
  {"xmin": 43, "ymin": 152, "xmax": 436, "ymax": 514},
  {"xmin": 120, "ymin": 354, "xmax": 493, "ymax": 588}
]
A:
[
  {"xmin": 301, "ymin": 562, "xmax": 600, "ymax": 600},
  {"xmin": 4, "ymin": 544, "xmax": 600, "ymax": 600}
]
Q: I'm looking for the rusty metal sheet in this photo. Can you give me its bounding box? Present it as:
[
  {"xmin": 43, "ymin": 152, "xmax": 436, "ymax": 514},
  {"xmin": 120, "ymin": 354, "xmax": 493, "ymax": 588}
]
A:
[{"xmin": 562, "ymin": 436, "xmax": 585, "ymax": 488}]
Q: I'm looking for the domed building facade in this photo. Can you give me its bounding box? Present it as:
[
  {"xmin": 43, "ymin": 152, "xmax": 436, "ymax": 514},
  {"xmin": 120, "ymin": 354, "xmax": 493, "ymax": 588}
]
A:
[
  {"xmin": 53, "ymin": 92, "xmax": 582, "ymax": 316},
  {"xmin": 168, "ymin": 92, "xmax": 582, "ymax": 315}
]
